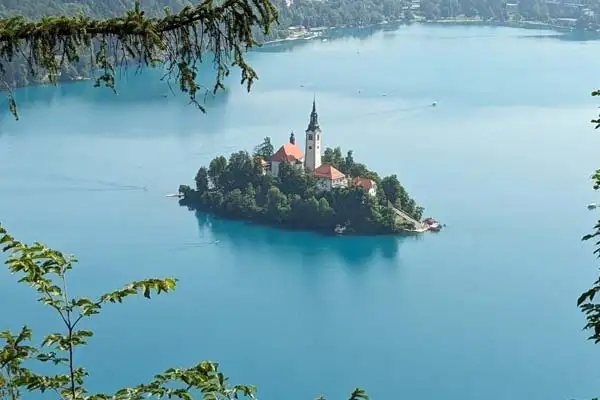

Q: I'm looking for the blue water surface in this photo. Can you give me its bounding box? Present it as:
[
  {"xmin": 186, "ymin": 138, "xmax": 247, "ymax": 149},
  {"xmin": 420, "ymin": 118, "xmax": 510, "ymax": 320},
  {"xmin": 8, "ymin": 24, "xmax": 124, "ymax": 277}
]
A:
[{"xmin": 1, "ymin": 23, "xmax": 600, "ymax": 400}]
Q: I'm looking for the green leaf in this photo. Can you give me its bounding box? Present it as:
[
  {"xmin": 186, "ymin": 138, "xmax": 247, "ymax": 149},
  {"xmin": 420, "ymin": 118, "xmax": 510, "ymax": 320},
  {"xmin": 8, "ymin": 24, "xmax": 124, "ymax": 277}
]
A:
[
  {"xmin": 578, "ymin": 289, "xmax": 596, "ymax": 306},
  {"xmin": 2, "ymin": 242, "xmax": 18, "ymax": 252},
  {"xmin": 0, "ymin": 234, "xmax": 13, "ymax": 245}
]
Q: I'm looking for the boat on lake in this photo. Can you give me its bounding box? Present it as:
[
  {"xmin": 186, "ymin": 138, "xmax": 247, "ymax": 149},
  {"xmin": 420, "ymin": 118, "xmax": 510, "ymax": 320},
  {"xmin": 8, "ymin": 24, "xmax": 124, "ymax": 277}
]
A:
[
  {"xmin": 423, "ymin": 217, "xmax": 441, "ymax": 231},
  {"xmin": 334, "ymin": 224, "xmax": 347, "ymax": 235}
]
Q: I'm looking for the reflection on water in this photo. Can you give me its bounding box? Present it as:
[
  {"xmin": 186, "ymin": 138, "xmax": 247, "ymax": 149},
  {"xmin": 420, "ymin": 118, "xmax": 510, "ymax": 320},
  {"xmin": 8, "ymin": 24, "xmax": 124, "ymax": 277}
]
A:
[
  {"xmin": 255, "ymin": 25, "xmax": 390, "ymax": 54},
  {"xmin": 0, "ymin": 67, "xmax": 234, "ymax": 137},
  {"xmin": 194, "ymin": 210, "xmax": 418, "ymax": 266},
  {"xmin": 519, "ymin": 30, "xmax": 600, "ymax": 42},
  {"xmin": 10, "ymin": 69, "xmax": 231, "ymax": 108}
]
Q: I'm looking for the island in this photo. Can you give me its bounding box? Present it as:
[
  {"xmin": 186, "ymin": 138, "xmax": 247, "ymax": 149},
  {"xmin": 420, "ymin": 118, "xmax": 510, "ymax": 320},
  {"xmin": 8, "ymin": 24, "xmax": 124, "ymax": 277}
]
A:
[{"xmin": 178, "ymin": 98, "xmax": 441, "ymax": 235}]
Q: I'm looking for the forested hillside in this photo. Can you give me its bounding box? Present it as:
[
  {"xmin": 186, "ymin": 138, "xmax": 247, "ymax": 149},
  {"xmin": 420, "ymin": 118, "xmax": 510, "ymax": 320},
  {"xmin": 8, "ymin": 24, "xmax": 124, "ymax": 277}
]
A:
[
  {"xmin": 255, "ymin": 0, "xmax": 600, "ymax": 42},
  {"xmin": 0, "ymin": 0, "xmax": 198, "ymax": 89},
  {"xmin": 0, "ymin": 0, "xmax": 598, "ymax": 89},
  {"xmin": 0, "ymin": 0, "xmax": 190, "ymax": 19}
]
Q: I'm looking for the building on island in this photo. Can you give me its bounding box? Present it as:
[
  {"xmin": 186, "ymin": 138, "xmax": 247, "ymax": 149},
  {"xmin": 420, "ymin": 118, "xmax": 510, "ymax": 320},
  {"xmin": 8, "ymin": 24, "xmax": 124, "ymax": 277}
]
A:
[
  {"xmin": 352, "ymin": 177, "xmax": 377, "ymax": 197},
  {"xmin": 270, "ymin": 132, "xmax": 304, "ymax": 176},
  {"xmin": 268, "ymin": 98, "xmax": 374, "ymax": 195},
  {"xmin": 315, "ymin": 164, "xmax": 347, "ymax": 191},
  {"xmin": 304, "ymin": 99, "xmax": 322, "ymax": 172}
]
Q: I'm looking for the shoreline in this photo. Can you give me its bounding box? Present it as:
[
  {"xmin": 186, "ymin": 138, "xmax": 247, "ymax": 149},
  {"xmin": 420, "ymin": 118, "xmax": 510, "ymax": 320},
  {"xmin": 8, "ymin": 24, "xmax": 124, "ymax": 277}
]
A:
[
  {"xmin": 0, "ymin": 75, "xmax": 91, "ymax": 93},
  {"xmin": 261, "ymin": 17, "xmax": 594, "ymax": 46},
  {"xmin": 181, "ymin": 200, "xmax": 422, "ymax": 237},
  {"xmin": 2, "ymin": 19, "xmax": 593, "ymax": 91}
]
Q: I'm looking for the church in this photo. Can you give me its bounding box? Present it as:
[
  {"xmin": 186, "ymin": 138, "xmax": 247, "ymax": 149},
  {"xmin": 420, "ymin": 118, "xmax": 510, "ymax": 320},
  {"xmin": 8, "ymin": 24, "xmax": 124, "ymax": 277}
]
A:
[{"xmin": 268, "ymin": 98, "xmax": 349, "ymax": 191}]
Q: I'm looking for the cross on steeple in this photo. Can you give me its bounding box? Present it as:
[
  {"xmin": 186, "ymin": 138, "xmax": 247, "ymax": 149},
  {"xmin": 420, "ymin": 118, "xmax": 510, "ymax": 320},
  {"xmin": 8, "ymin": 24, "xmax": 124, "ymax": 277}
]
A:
[{"xmin": 308, "ymin": 95, "xmax": 319, "ymax": 131}]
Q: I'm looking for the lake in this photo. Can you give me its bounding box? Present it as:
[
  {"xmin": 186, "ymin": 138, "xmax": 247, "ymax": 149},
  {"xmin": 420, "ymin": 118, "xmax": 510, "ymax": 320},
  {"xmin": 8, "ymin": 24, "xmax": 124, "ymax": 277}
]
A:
[{"xmin": 1, "ymin": 23, "xmax": 600, "ymax": 400}]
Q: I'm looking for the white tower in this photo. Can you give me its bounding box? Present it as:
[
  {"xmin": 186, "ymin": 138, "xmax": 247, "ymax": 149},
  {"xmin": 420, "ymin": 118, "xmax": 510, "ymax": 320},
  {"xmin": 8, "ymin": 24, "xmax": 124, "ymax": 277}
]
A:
[{"xmin": 304, "ymin": 97, "xmax": 322, "ymax": 172}]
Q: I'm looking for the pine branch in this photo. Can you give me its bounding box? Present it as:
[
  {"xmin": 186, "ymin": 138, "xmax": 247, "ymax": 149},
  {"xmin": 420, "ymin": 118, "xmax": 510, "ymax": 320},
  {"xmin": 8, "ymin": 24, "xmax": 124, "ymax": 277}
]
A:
[{"xmin": 0, "ymin": 0, "xmax": 278, "ymax": 118}]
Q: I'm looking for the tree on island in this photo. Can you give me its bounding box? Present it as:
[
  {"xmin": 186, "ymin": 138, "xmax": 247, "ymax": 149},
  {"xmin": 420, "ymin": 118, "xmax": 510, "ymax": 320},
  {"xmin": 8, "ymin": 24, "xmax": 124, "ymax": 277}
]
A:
[
  {"xmin": 322, "ymin": 147, "xmax": 376, "ymax": 182},
  {"xmin": 381, "ymin": 175, "xmax": 424, "ymax": 221},
  {"xmin": 253, "ymin": 137, "xmax": 275, "ymax": 160},
  {"xmin": 208, "ymin": 156, "xmax": 228, "ymax": 189},
  {"xmin": 323, "ymin": 147, "xmax": 345, "ymax": 170},
  {"xmin": 194, "ymin": 166, "xmax": 209, "ymax": 192},
  {"xmin": 179, "ymin": 139, "xmax": 420, "ymax": 234}
]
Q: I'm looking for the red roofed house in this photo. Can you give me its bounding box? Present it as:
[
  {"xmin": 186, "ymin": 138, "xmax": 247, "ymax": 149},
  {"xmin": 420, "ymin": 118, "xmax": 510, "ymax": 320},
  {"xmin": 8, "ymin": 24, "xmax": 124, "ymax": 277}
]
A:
[
  {"xmin": 352, "ymin": 177, "xmax": 377, "ymax": 197},
  {"xmin": 270, "ymin": 131, "xmax": 304, "ymax": 177},
  {"xmin": 314, "ymin": 163, "xmax": 348, "ymax": 191}
]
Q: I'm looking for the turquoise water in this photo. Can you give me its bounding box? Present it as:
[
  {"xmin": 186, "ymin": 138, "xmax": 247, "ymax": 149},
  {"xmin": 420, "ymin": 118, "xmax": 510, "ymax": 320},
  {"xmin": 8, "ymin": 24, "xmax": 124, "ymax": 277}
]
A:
[{"xmin": 1, "ymin": 23, "xmax": 600, "ymax": 399}]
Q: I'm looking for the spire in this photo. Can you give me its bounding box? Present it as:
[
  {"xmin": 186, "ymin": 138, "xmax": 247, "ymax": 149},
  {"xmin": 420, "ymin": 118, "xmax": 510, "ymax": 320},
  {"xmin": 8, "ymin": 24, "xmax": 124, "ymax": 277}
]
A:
[
  {"xmin": 308, "ymin": 95, "xmax": 319, "ymax": 131},
  {"xmin": 289, "ymin": 131, "xmax": 295, "ymax": 145}
]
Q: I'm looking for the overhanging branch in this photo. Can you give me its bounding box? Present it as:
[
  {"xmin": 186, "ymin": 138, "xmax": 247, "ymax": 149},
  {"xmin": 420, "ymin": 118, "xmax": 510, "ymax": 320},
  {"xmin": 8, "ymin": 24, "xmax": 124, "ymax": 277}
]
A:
[{"xmin": 0, "ymin": 0, "xmax": 278, "ymax": 119}]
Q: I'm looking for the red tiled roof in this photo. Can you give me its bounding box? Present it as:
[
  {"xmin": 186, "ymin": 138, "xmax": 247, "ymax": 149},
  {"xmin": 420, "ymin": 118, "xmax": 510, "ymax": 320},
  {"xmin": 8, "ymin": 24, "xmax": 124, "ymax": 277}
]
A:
[
  {"xmin": 314, "ymin": 164, "xmax": 345, "ymax": 180},
  {"xmin": 271, "ymin": 143, "xmax": 304, "ymax": 163},
  {"xmin": 353, "ymin": 177, "xmax": 375, "ymax": 191}
]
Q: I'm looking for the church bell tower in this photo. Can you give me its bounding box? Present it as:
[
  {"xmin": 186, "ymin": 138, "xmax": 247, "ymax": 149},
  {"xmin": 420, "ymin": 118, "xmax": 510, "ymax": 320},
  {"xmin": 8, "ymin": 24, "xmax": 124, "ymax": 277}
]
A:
[{"xmin": 304, "ymin": 97, "xmax": 322, "ymax": 172}]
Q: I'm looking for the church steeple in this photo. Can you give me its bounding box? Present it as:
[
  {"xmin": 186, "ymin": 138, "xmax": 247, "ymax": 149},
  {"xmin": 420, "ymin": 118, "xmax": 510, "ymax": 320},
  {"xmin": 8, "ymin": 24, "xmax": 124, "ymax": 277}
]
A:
[
  {"xmin": 308, "ymin": 95, "xmax": 319, "ymax": 131},
  {"xmin": 304, "ymin": 96, "xmax": 322, "ymax": 172}
]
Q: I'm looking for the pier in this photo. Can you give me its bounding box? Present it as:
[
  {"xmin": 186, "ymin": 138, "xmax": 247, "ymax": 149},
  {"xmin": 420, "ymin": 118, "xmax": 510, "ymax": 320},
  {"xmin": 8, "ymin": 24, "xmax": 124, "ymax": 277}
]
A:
[{"xmin": 387, "ymin": 201, "xmax": 432, "ymax": 233}]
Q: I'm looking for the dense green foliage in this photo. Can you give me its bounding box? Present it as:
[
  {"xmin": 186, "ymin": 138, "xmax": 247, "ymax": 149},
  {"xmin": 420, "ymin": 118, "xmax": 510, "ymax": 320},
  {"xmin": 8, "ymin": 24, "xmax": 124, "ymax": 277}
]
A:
[
  {"xmin": 0, "ymin": 0, "xmax": 189, "ymax": 19},
  {"xmin": 179, "ymin": 138, "xmax": 423, "ymax": 234},
  {"xmin": 416, "ymin": 0, "xmax": 600, "ymax": 27},
  {"xmin": 254, "ymin": 0, "xmax": 600, "ymax": 42}
]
